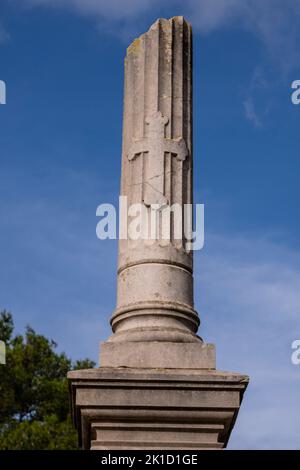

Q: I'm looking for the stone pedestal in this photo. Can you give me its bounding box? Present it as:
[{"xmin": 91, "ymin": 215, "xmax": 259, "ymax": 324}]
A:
[
  {"xmin": 68, "ymin": 16, "xmax": 249, "ymax": 450},
  {"xmin": 100, "ymin": 342, "xmax": 216, "ymax": 369},
  {"xmin": 68, "ymin": 368, "xmax": 248, "ymax": 450}
]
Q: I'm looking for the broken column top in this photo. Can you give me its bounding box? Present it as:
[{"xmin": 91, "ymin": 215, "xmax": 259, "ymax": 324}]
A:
[{"xmin": 127, "ymin": 16, "xmax": 192, "ymax": 55}]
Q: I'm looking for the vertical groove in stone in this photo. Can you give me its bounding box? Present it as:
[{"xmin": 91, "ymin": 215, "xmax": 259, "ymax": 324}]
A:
[
  {"xmin": 119, "ymin": 17, "xmax": 193, "ymax": 269},
  {"xmin": 144, "ymin": 20, "xmax": 160, "ymax": 118},
  {"xmin": 142, "ymin": 19, "xmax": 160, "ymax": 206},
  {"xmin": 186, "ymin": 22, "xmax": 193, "ymax": 257},
  {"xmin": 120, "ymin": 55, "xmax": 131, "ymax": 197},
  {"xmin": 184, "ymin": 20, "xmax": 193, "ymax": 205},
  {"xmin": 157, "ymin": 20, "xmax": 161, "ymax": 113},
  {"xmin": 140, "ymin": 43, "xmax": 145, "ymax": 206},
  {"xmin": 136, "ymin": 36, "xmax": 145, "ymax": 205},
  {"xmin": 172, "ymin": 18, "xmax": 184, "ymax": 248},
  {"xmin": 141, "ymin": 35, "xmax": 147, "ymax": 208},
  {"xmin": 181, "ymin": 17, "xmax": 185, "ymax": 223},
  {"xmin": 160, "ymin": 18, "xmax": 173, "ymax": 209}
]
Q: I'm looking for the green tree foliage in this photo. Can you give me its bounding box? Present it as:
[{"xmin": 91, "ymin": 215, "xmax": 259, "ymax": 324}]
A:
[{"xmin": 0, "ymin": 310, "xmax": 95, "ymax": 449}]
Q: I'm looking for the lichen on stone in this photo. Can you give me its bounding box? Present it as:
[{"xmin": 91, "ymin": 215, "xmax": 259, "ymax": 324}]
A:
[{"xmin": 127, "ymin": 37, "xmax": 142, "ymax": 56}]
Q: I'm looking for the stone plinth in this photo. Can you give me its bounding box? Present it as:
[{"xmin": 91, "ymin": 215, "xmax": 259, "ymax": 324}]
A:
[
  {"xmin": 68, "ymin": 368, "xmax": 248, "ymax": 450},
  {"xmin": 100, "ymin": 342, "xmax": 216, "ymax": 369}
]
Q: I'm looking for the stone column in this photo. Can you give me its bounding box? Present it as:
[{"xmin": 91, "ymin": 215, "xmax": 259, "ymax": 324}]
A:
[
  {"xmin": 112, "ymin": 17, "xmax": 196, "ymax": 344},
  {"xmin": 68, "ymin": 17, "xmax": 249, "ymax": 450},
  {"xmin": 100, "ymin": 17, "xmax": 214, "ymax": 369}
]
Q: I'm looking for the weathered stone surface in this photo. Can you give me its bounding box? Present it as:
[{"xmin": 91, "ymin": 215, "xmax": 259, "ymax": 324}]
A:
[
  {"xmin": 100, "ymin": 342, "xmax": 216, "ymax": 369},
  {"xmin": 110, "ymin": 16, "xmax": 197, "ymax": 344},
  {"xmin": 68, "ymin": 368, "xmax": 249, "ymax": 450},
  {"xmin": 68, "ymin": 16, "xmax": 249, "ymax": 451}
]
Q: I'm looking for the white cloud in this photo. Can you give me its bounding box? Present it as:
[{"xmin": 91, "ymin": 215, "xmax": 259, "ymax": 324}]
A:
[
  {"xmin": 0, "ymin": 22, "xmax": 9, "ymax": 43},
  {"xmin": 243, "ymin": 96, "xmax": 262, "ymax": 128},
  {"xmin": 242, "ymin": 66, "xmax": 271, "ymax": 128},
  {"xmin": 18, "ymin": 0, "xmax": 300, "ymax": 71},
  {"xmin": 185, "ymin": 0, "xmax": 244, "ymax": 33},
  {"xmin": 23, "ymin": 0, "xmax": 157, "ymax": 21},
  {"xmin": 198, "ymin": 233, "xmax": 300, "ymax": 326},
  {"xmin": 0, "ymin": 165, "xmax": 118, "ymax": 361},
  {"xmin": 2, "ymin": 165, "xmax": 300, "ymax": 446},
  {"xmin": 194, "ymin": 233, "xmax": 300, "ymax": 448},
  {"xmin": 2, "ymin": 0, "xmax": 300, "ymax": 448},
  {"xmin": 186, "ymin": 0, "xmax": 300, "ymax": 72}
]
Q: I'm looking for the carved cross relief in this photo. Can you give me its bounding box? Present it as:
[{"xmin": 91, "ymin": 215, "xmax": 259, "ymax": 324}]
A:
[{"xmin": 127, "ymin": 111, "xmax": 188, "ymax": 207}]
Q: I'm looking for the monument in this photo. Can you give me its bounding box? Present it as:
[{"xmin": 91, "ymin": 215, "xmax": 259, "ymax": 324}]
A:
[{"xmin": 68, "ymin": 16, "xmax": 249, "ymax": 450}]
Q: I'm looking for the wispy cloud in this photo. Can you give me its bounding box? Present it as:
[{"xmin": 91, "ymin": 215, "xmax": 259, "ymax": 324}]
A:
[
  {"xmin": 1, "ymin": 162, "xmax": 299, "ymax": 448},
  {"xmin": 243, "ymin": 96, "xmax": 262, "ymax": 128},
  {"xmin": 195, "ymin": 232, "xmax": 300, "ymax": 448},
  {"xmin": 22, "ymin": 0, "xmax": 157, "ymax": 21},
  {"xmin": 0, "ymin": 22, "xmax": 9, "ymax": 44},
  {"xmin": 242, "ymin": 66, "xmax": 271, "ymax": 128},
  {"xmin": 186, "ymin": 0, "xmax": 300, "ymax": 72},
  {"xmin": 16, "ymin": 0, "xmax": 300, "ymax": 71},
  {"xmin": 0, "ymin": 165, "xmax": 117, "ymax": 361}
]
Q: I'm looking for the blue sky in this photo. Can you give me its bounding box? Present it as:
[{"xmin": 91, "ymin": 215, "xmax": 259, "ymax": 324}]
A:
[{"xmin": 1, "ymin": 0, "xmax": 300, "ymax": 449}]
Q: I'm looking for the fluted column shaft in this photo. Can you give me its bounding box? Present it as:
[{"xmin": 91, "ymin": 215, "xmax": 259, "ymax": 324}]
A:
[{"xmin": 109, "ymin": 17, "xmax": 200, "ymax": 343}]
